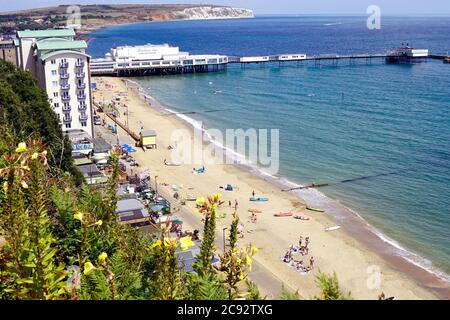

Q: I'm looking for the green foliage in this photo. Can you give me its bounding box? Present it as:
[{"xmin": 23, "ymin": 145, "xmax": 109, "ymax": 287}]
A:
[
  {"xmin": 0, "ymin": 142, "xmax": 67, "ymax": 299},
  {"xmin": 278, "ymin": 285, "xmax": 301, "ymax": 300},
  {"xmin": 315, "ymin": 269, "xmax": 352, "ymax": 300},
  {"xmin": 186, "ymin": 273, "xmax": 228, "ymax": 300}
]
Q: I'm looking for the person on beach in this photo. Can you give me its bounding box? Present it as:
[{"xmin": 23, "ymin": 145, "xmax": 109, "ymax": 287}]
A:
[
  {"xmin": 228, "ymin": 200, "xmax": 232, "ymax": 207},
  {"xmin": 305, "ymin": 237, "xmax": 310, "ymax": 248},
  {"xmin": 298, "ymin": 236, "xmax": 303, "ymax": 247},
  {"xmin": 309, "ymin": 256, "xmax": 315, "ymax": 270},
  {"xmin": 234, "ymin": 200, "xmax": 238, "ymax": 210},
  {"xmin": 252, "ymin": 190, "xmax": 255, "ymax": 197}
]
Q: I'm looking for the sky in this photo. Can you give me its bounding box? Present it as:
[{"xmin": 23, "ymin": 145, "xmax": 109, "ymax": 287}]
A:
[{"xmin": 2, "ymin": 0, "xmax": 450, "ymax": 15}]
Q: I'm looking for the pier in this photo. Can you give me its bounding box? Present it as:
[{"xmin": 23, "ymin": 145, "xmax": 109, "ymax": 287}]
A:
[{"xmin": 90, "ymin": 44, "xmax": 449, "ymax": 77}]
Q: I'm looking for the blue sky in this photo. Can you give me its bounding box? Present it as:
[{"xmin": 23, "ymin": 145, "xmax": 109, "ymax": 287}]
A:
[{"xmin": 3, "ymin": 0, "xmax": 450, "ymax": 15}]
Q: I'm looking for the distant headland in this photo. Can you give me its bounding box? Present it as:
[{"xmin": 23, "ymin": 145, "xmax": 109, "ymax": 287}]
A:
[{"xmin": 0, "ymin": 4, "xmax": 255, "ymax": 34}]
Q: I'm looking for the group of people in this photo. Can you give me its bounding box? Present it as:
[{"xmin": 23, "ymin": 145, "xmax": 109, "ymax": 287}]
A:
[{"xmin": 280, "ymin": 235, "xmax": 315, "ymax": 275}]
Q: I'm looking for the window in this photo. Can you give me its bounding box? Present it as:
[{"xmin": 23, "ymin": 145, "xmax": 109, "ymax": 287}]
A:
[
  {"xmin": 51, "ymin": 60, "xmax": 56, "ymax": 64},
  {"xmin": 53, "ymin": 92, "xmax": 58, "ymax": 98},
  {"xmin": 51, "ymin": 70, "xmax": 57, "ymax": 76},
  {"xmin": 52, "ymin": 81, "xmax": 58, "ymax": 87},
  {"xmin": 65, "ymin": 123, "xmax": 71, "ymax": 129},
  {"xmin": 64, "ymin": 102, "xmax": 69, "ymax": 108},
  {"xmin": 81, "ymin": 122, "xmax": 87, "ymax": 127},
  {"xmin": 53, "ymin": 102, "xmax": 59, "ymax": 108}
]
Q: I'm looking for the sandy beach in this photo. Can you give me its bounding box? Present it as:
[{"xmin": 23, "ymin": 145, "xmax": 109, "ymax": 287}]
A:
[{"xmin": 92, "ymin": 76, "xmax": 446, "ymax": 300}]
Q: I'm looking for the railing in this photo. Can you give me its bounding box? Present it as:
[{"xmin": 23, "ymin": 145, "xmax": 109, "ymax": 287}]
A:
[
  {"xmin": 62, "ymin": 105, "xmax": 71, "ymax": 112},
  {"xmin": 79, "ymin": 114, "xmax": 88, "ymax": 121},
  {"xmin": 75, "ymin": 72, "xmax": 85, "ymax": 78},
  {"xmin": 61, "ymin": 95, "xmax": 71, "ymax": 101},
  {"xmin": 60, "ymin": 73, "xmax": 69, "ymax": 79},
  {"xmin": 77, "ymin": 83, "xmax": 86, "ymax": 89},
  {"xmin": 60, "ymin": 83, "xmax": 70, "ymax": 90},
  {"xmin": 60, "ymin": 61, "xmax": 68, "ymax": 68},
  {"xmin": 63, "ymin": 116, "xmax": 72, "ymax": 123},
  {"xmin": 78, "ymin": 104, "xmax": 87, "ymax": 111},
  {"xmin": 77, "ymin": 94, "xmax": 86, "ymax": 100}
]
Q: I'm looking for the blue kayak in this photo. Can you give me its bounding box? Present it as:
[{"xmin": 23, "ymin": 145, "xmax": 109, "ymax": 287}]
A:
[{"xmin": 250, "ymin": 197, "xmax": 269, "ymax": 202}]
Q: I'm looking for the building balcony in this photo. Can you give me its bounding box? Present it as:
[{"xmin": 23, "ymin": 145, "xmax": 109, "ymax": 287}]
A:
[
  {"xmin": 75, "ymin": 60, "xmax": 85, "ymax": 67},
  {"xmin": 62, "ymin": 105, "xmax": 71, "ymax": 112},
  {"xmin": 75, "ymin": 72, "xmax": 85, "ymax": 78},
  {"xmin": 61, "ymin": 95, "xmax": 71, "ymax": 102},
  {"xmin": 79, "ymin": 114, "xmax": 88, "ymax": 121},
  {"xmin": 77, "ymin": 82, "xmax": 86, "ymax": 89},
  {"xmin": 78, "ymin": 104, "xmax": 87, "ymax": 111},
  {"xmin": 77, "ymin": 94, "xmax": 86, "ymax": 100},
  {"xmin": 60, "ymin": 83, "xmax": 70, "ymax": 90},
  {"xmin": 59, "ymin": 61, "xmax": 69, "ymax": 68},
  {"xmin": 60, "ymin": 73, "xmax": 69, "ymax": 79},
  {"xmin": 63, "ymin": 116, "xmax": 72, "ymax": 123}
]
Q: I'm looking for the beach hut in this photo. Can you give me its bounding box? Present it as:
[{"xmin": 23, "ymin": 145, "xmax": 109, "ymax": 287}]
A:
[{"xmin": 140, "ymin": 130, "xmax": 157, "ymax": 149}]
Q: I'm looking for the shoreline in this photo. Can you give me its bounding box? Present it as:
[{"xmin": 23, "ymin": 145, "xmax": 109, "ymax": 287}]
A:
[
  {"xmin": 93, "ymin": 76, "xmax": 449, "ymax": 299},
  {"xmin": 125, "ymin": 78, "xmax": 450, "ymax": 298}
]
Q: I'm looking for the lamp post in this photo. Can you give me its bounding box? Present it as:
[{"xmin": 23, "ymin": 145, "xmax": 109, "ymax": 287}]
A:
[
  {"xmin": 115, "ymin": 123, "xmax": 119, "ymax": 146},
  {"xmin": 155, "ymin": 175, "xmax": 159, "ymax": 194},
  {"xmin": 222, "ymin": 227, "xmax": 227, "ymax": 251}
]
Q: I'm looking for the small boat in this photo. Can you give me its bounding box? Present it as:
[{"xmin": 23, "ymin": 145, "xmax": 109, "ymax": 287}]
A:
[
  {"xmin": 274, "ymin": 212, "xmax": 294, "ymax": 217},
  {"xmin": 306, "ymin": 206, "xmax": 325, "ymax": 212},
  {"xmin": 325, "ymin": 226, "xmax": 341, "ymax": 232},
  {"xmin": 250, "ymin": 197, "xmax": 269, "ymax": 202}
]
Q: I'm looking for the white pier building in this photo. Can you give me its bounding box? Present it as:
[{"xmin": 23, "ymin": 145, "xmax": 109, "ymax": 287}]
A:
[{"xmin": 90, "ymin": 44, "xmax": 228, "ymax": 76}]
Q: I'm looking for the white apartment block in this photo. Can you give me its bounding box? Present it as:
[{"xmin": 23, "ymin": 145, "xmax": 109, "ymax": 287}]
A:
[{"xmin": 16, "ymin": 29, "xmax": 93, "ymax": 137}]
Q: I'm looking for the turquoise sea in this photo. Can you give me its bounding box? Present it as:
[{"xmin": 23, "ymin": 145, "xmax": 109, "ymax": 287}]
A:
[{"xmin": 87, "ymin": 16, "xmax": 450, "ymax": 281}]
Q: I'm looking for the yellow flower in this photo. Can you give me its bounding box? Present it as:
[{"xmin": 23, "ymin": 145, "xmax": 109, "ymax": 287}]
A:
[
  {"xmin": 94, "ymin": 220, "xmax": 103, "ymax": 227},
  {"xmin": 179, "ymin": 236, "xmax": 195, "ymax": 251},
  {"xmin": 251, "ymin": 246, "xmax": 259, "ymax": 255},
  {"xmin": 238, "ymin": 272, "xmax": 244, "ymax": 281},
  {"xmin": 21, "ymin": 181, "xmax": 28, "ymax": 189},
  {"xmin": 3, "ymin": 181, "xmax": 8, "ymax": 192},
  {"xmin": 236, "ymin": 258, "xmax": 242, "ymax": 265},
  {"xmin": 196, "ymin": 197, "xmax": 206, "ymax": 206},
  {"xmin": 22, "ymin": 165, "xmax": 30, "ymax": 171},
  {"xmin": 98, "ymin": 252, "xmax": 108, "ymax": 263},
  {"xmin": 83, "ymin": 262, "xmax": 96, "ymax": 275},
  {"xmin": 151, "ymin": 239, "xmax": 162, "ymax": 248},
  {"xmin": 73, "ymin": 212, "xmax": 83, "ymax": 222},
  {"xmin": 213, "ymin": 193, "xmax": 222, "ymax": 202},
  {"xmin": 15, "ymin": 142, "xmax": 27, "ymax": 153},
  {"xmin": 245, "ymin": 254, "xmax": 252, "ymax": 268},
  {"xmin": 41, "ymin": 150, "xmax": 48, "ymax": 157},
  {"xmin": 31, "ymin": 153, "xmax": 39, "ymax": 160}
]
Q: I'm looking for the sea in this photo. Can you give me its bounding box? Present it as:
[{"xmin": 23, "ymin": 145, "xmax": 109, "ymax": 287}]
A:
[{"xmin": 87, "ymin": 16, "xmax": 450, "ymax": 283}]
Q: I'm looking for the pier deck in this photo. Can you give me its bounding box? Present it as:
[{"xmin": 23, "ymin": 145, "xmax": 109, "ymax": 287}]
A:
[{"xmin": 90, "ymin": 48, "xmax": 449, "ymax": 77}]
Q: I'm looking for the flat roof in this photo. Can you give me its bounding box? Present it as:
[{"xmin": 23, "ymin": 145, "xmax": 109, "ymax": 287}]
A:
[
  {"xmin": 17, "ymin": 29, "xmax": 75, "ymax": 39},
  {"xmin": 117, "ymin": 199, "xmax": 146, "ymax": 213},
  {"xmin": 36, "ymin": 39, "xmax": 87, "ymax": 51},
  {"xmin": 141, "ymin": 130, "xmax": 157, "ymax": 136}
]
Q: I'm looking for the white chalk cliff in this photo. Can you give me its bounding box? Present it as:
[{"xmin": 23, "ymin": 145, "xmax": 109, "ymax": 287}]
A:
[{"xmin": 175, "ymin": 6, "xmax": 254, "ymax": 20}]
